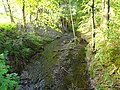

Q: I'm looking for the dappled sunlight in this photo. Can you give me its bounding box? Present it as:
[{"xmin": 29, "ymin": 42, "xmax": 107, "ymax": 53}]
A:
[{"xmin": 0, "ymin": 0, "xmax": 120, "ymax": 90}]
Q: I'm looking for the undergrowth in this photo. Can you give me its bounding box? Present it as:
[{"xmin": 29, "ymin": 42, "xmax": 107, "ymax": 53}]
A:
[
  {"xmin": 0, "ymin": 23, "xmax": 53, "ymax": 61},
  {"xmin": 77, "ymin": 1, "xmax": 120, "ymax": 89},
  {"xmin": 0, "ymin": 54, "xmax": 19, "ymax": 90}
]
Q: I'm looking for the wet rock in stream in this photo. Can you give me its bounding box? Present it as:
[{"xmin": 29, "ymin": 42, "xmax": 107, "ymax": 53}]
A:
[{"xmin": 16, "ymin": 34, "xmax": 90, "ymax": 90}]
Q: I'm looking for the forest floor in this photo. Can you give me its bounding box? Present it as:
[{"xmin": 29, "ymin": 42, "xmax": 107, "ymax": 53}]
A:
[{"xmin": 16, "ymin": 29, "xmax": 93, "ymax": 90}]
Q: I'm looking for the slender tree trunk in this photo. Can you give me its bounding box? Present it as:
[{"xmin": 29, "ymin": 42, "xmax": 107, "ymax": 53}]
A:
[
  {"xmin": 30, "ymin": 13, "xmax": 32, "ymax": 22},
  {"xmin": 35, "ymin": 4, "xmax": 40, "ymax": 21},
  {"xmin": 102, "ymin": 0, "xmax": 110, "ymax": 39},
  {"xmin": 107, "ymin": 0, "xmax": 110, "ymax": 29},
  {"xmin": 22, "ymin": 0, "xmax": 26, "ymax": 31},
  {"xmin": 102, "ymin": 0, "xmax": 110, "ymax": 27},
  {"xmin": 2, "ymin": 0, "xmax": 8, "ymax": 14},
  {"xmin": 6, "ymin": 0, "xmax": 15, "ymax": 23},
  {"xmin": 35, "ymin": 8, "xmax": 39, "ymax": 21},
  {"xmin": 29, "ymin": 5, "xmax": 32, "ymax": 22},
  {"xmin": 69, "ymin": 0, "xmax": 76, "ymax": 40},
  {"xmin": 91, "ymin": 0, "xmax": 95, "ymax": 52}
]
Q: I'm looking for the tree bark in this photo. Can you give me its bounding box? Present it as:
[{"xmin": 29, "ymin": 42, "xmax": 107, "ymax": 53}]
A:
[
  {"xmin": 35, "ymin": 8, "xmax": 39, "ymax": 21},
  {"xmin": 2, "ymin": 0, "xmax": 8, "ymax": 14},
  {"xmin": 102, "ymin": 0, "xmax": 110, "ymax": 28},
  {"xmin": 107, "ymin": 0, "xmax": 110, "ymax": 21},
  {"xmin": 35, "ymin": 3, "xmax": 40, "ymax": 21},
  {"xmin": 91, "ymin": 0, "xmax": 95, "ymax": 52},
  {"xmin": 22, "ymin": 0, "xmax": 26, "ymax": 31},
  {"xmin": 29, "ymin": 5, "xmax": 32, "ymax": 22},
  {"xmin": 69, "ymin": 0, "xmax": 76, "ymax": 40},
  {"xmin": 102, "ymin": 0, "xmax": 110, "ymax": 39},
  {"xmin": 6, "ymin": 0, "xmax": 15, "ymax": 23}
]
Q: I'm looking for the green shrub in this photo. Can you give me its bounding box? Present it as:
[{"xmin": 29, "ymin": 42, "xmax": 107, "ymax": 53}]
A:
[
  {"xmin": 0, "ymin": 54, "xmax": 19, "ymax": 90},
  {"xmin": 0, "ymin": 23, "xmax": 53, "ymax": 61},
  {"xmin": 0, "ymin": 23, "xmax": 31, "ymax": 60}
]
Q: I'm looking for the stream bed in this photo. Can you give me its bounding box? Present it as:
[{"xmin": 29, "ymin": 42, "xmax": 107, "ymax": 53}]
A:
[{"xmin": 16, "ymin": 33, "xmax": 90, "ymax": 90}]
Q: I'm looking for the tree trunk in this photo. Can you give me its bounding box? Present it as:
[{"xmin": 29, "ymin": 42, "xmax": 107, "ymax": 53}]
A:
[
  {"xmin": 35, "ymin": 8, "xmax": 39, "ymax": 21},
  {"xmin": 35, "ymin": 3, "xmax": 40, "ymax": 22},
  {"xmin": 102, "ymin": 0, "xmax": 110, "ymax": 28},
  {"xmin": 29, "ymin": 5, "xmax": 32, "ymax": 22},
  {"xmin": 22, "ymin": 0, "xmax": 26, "ymax": 31},
  {"xmin": 102, "ymin": 0, "xmax": 110, "ymax": 39},
  {"xmin": 6, "ymin": 0, "xmax": 15, "ymax": 23},
  {"xmin": 60, "ymin": 17, "xmax": 69, "ymax": 33},
  {"xmin": 69, "ymin": 0, "xmax": 76, "ymax": 40},
  {"xmin": 2, "ymin": 0, "xmax": 8, "ymax": 14},
  {"xmin": 30, "ymin": 13, "xmax": 32, "ymax": 22},
  {"xmin": 91, "ymin": 0, "xmax": 95, "ymax": 52},
  {"xmin": 107, "ymin": 0, "xmax": 110, "ymax": 21}
]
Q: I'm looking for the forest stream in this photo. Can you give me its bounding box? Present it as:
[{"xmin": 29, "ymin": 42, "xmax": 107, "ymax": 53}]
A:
[
  {"xmin": 16, "ymin": 32, "xmax": 90, "ymax": 90},
  {"xmin": 0, "ymin": 0, "xmax": 120, "ymax": 90}
]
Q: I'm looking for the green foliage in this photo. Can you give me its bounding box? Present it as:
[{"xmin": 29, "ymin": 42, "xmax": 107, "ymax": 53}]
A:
[
  {"xmin": 0, "ymin": 23, "xmax": 53, "ymax": 61},
  {"xmin": 15, "ymin": 0, "xmax": 86, "ymax": 31},
  {"xmin": 1, "ymin": 0, "xmax": 120, "ymax": 89},
  {"xmin": 0, "ymin": 23, "xmax": 29, "ymax": 59},
  {"xmin": 0, "ymin": 54, "xmax": 19, "ymax": 90},
  {"xmin": 92, "ymin": 21, "xmax": 120, "ymax": 89},
  {"xmin": 0, "ymin": 23, "xmax": 18, "ymax": 53},
  {"xmin": 77, "ymin": 0, "xmax": 120, "ymax": 89}
]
